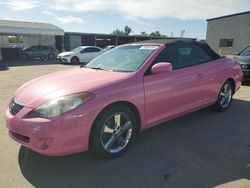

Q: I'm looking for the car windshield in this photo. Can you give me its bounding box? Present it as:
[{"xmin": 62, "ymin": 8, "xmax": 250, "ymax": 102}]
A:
[
  {"xmin": 240, "ymin": 47, "xmax": 250, "ymax": 56},
  {"xmin": 71, "ymin": 47, "xmax": 83, "ymax": 52},
  {"xmin": 22, "ymin": 46, "xmax": 32, "ymax": 50},
  {"xmin": 86, "ymin": 45, "xmax": 159, "ymax": 72}
]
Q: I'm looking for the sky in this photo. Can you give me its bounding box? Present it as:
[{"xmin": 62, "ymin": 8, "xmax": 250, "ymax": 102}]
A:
[{"xmin": 0, "ymin": 0, "xmax": 249, "ymax": 39}]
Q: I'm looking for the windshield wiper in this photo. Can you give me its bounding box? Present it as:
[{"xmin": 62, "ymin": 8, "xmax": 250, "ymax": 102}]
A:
[{"xmin": 86, "ymin": 66, "xmax": 113, "ymax": 71}]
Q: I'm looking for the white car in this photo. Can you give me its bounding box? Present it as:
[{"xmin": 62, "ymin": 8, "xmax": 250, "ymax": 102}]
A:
[{"xmin": 57, "ymin": 46, "xmax": 104, "ymax": 64}]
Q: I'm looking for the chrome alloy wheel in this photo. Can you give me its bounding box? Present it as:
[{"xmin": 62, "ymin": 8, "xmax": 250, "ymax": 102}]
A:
[
  {"xmin": 219, "ymin": 83, "xmax": 232, "ymax": 108},
  {"xmin": 101, "ymin": 113, "xmax": 133, "ymax": 153}
]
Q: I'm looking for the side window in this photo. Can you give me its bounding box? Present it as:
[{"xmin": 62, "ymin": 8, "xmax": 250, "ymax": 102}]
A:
[
  {"xmin": 83, "ymin": 47, "xmax": 100, "ymax": 53},
  {"xmin": 29, "ymin": 46, "xmax": 38, "ymax": 51},
  {"xmin": 154, "ymin": 44, "xmax": 212, "ymax": 69},
  {"xmin": 39, "ymin": 46, "xmax": 49, "ymax": 51}
]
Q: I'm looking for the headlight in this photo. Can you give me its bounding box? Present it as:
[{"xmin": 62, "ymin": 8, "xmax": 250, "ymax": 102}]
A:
[
  {"xmin": 240, "ymin": 63, "xmax": 248, "ymax": 70},
  {"xmin": 29, "ymin": 93, "xmax": 94, "ymax": 118}
]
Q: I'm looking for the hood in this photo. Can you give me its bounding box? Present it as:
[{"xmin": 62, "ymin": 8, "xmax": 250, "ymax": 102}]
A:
[
  {"xmin": 58, "ymin": 51, "xmax": 76, "ymax": 56},
  {"xmin": 15, "ymin": 67, "xmax": 131, "ymax": 108},
  {"xmin": 230, "ymin": 55, "xmax": 250, "ymax": 64}
]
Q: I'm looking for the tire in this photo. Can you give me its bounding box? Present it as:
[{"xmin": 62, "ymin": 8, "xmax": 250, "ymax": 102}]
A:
[
  {"xmin": 90, "ymin": 105, "xmax": 138, "ymax": 159},
  {"xmin": 70, "ymin": 56, "xmax": 79, "ymax": 64},
  {"xmin": 214, "ymin": 80, "xmax": 233, "ymax": 111}
]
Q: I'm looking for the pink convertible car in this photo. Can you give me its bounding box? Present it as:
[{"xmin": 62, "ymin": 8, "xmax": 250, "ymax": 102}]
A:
[{"xmin": 6, "ymin": 40, "xmax": 243, "ymax": 158}]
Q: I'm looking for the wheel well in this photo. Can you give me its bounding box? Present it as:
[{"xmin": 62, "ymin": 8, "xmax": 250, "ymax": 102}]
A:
[
  {"xmin": 89, "ymin": 101, "xmax": 141, "ymax": 149},
  {"xmin": 98, "ymin": 101, "xmax": 141, "ymax": 131},
  {"xmin": 227, "ymin": 78, "xmax": 236, "ymax": 94}
]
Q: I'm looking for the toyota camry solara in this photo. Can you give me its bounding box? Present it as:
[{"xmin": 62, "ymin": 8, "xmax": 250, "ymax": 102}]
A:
[{"xmin": 6, "ymin": 40, "xmax": 243, "ymax": 158}]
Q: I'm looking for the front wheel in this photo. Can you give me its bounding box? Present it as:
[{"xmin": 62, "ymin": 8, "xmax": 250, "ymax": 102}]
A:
[
  {"xmin": 90, "ymin": 105, "xmax": 138, "ymax": 159},
  {"xmin": 70, "ymin": 56, "xmax": 79, "ymax": 64},
  {"xmin": 214, "ymin": 80, "xmax": 233, "ymax": 111}
]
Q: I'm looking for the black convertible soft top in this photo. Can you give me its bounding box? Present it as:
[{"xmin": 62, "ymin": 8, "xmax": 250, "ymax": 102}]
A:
[{"xmin": 135, "ymin": 39, "xmax": 221, "ymax": 60}]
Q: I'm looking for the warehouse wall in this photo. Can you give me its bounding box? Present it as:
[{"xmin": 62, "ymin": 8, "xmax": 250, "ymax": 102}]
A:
[{"xmin": 206, "ymin": 13, "xmax": 250, "ymax": 55}]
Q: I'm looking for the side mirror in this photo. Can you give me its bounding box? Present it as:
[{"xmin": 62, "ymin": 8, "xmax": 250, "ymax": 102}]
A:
[{"xmin": 151, "ymin": 62, "xmax": 173, "ymax": 74}]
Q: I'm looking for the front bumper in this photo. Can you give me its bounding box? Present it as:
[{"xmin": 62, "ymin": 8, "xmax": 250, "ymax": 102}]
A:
[
  {"xmin": 5, "ymin": 106, "xmax": 96, "ymax": 156},
  {"xmin": 57, "ymin": 56, "xmax": 69, "ymax": 63}
]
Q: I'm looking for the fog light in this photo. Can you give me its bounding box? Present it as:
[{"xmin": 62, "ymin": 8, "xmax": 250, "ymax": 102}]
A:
[
  {"xmin": 45, "ymin": 137, "xmax": 53, "ymax": 146},
  {"xmin": 39, "ymin": 137, "xmax": 53, "ymax": 150}
]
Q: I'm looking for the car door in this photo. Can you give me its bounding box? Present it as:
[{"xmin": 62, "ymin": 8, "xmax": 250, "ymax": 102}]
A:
[
  {"xmin": 143, "ymin": 43, "xmax": 213, "ymax": 128},
  {"xmin": 87, "ymin": 47, "xmax": 102, "ymax": 60},
  {"xmin": 38, "ymin": 46, "xmax": 48, "ymax": 57},
  {"xmin": 79, "ymin": 47, "xmax": 94, "ymax": 62},
  {"xmin": 25, "ymin": 46, "xmax": 38, "ymax": 57}
]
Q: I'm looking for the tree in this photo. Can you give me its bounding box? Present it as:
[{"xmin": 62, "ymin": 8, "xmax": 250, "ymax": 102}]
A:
[
  {"xmin": 111, "ymin": 29, "xmax": 124, "ymax": 35},
  {"xmin": 149, "ymin": 31, "xmax": 161, "ymax": 37},
  {"xmin": 111, "ymin": 26, "xmax": 132, "ymax": 36},
  {"xmin": 140, "ymin": 31, "xmax": 148, "ymax": 36},
  {"xmin": 149, "ymin": 31, "xmax": 167, "ymax": 38},
  {"xmin": 124, "ymin": 26, "xmax": 132, "ymax": 35}
]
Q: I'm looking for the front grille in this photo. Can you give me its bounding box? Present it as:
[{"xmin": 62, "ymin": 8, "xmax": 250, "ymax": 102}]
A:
[
  {"xmin": 9, "ymin": 131, "xmax": 30, "ymax": 143},
  {"xmin": 9, "ymin": 99, "xmax": 25, "ymax": 116}
]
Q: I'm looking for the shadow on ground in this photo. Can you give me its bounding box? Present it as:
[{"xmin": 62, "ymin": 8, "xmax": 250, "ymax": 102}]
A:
[
  {"xmin": 0, "ymin": 65, "xmax": 9, "ymax": 71},
  {"xmin": 1, "ymin": 60, "xmax": 60, "ymax": 68},
  {"xmin": 1, "ymin": 60, "xmax": 85, "ymax": 69},
  {"xmin": 18, "ymin": 99, "xmax": 250, "ymax": 188}
]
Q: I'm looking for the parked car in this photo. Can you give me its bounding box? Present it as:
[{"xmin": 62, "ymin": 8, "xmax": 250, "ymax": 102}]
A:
[
  {"xmin": 0, "ymin": 49, "xmax": 2, "ymax": 61},
  {"xmin": 57, "ymin": 46, "xmax": 104, "ymax": 64},
  {"xmin": 22, "ymin": 45, "xmax": 58, "ymax": 60},
  {"xmin": 6, "ymin": 40, "xmax": 242, "ymax": 158},
  {"xmin": 232, "ymin": 46, "xmax": 250, "ymax": 82},
  {"xmin": 103, "ymin": 45, "xmax": 116, "ymax": 51}
]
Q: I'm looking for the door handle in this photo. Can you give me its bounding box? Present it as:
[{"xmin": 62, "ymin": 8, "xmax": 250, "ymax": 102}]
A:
[{"xmin": 197, "ymin": 74, "xmax": 204, "ymax": 79}]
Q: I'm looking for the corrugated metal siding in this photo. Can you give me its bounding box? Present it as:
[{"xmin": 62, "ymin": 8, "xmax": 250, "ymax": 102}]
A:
[{"xmin": 206, "ymin": 13, "xmax": 250, "ymax": 55}]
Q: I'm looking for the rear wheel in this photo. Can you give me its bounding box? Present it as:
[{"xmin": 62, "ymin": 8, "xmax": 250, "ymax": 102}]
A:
[
  {"xmin": 70, "ymin": 56, "xmax": 79, "ymax": 64},
  {"xmin": 214, "ymin": 80, "xmax": 233, "ymax": 111},
  {"xmin": 90, "ymin": 105, "xmax": 138, "ymax": 158}
]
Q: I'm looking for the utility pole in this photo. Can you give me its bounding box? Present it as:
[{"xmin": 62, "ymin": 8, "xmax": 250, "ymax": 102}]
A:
[{"xmin": 181, "ymin": 30, "xmax": 185, "ymax": 38}]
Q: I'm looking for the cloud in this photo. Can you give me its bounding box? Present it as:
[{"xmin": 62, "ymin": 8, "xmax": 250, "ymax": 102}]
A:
[
  {"xmin": 123, "ymin": 16, "xmax": 153, "ymax": 26},
  {"xmin": 43, "ymin": 11, "xmax": 85, "ymax": 24},
  {"xmin": 1, "ymin": 0, "xmax": 38, "ymax": 11},
  {"xmin": 48, "ymin": 0, "xmax": 249, "ymax": 20}
]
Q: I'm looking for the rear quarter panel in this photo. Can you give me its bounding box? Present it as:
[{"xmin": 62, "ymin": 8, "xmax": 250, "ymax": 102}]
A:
[{"xmin": 203, "ymin": 57, "xmax": 242, "ymax": 104}]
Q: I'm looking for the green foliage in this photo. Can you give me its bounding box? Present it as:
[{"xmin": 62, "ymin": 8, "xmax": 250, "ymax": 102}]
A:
[
  {"xmin": 111, "ymin": 26, "xmax": 132, "ymax": 36},
  {"xmin": 140, "ymin": 31, "xmax": 148, "ymax": 36},
  {"xmin": 8, "ymin": 36, "xmax": 23, "ymax": 43},
  {"xmin": 111, "ymin": 26, "xmax": 167, "ymax": 38},
  {"xmin": 149, "ymin": 31, "xmax": 167, "ymax": 38}
]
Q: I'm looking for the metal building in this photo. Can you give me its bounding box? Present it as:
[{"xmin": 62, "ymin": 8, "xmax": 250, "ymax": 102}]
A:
[
  {"xmin": 63, "ymin": 32, "xmax": 178, "ymax": 51},
  {"xmin": 206, "ymin": 11, "xmax": 250, "ymax": 55},
  {"xmin": 0, "ymin": 20, "xmax": 64, "ymax": 48}
]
